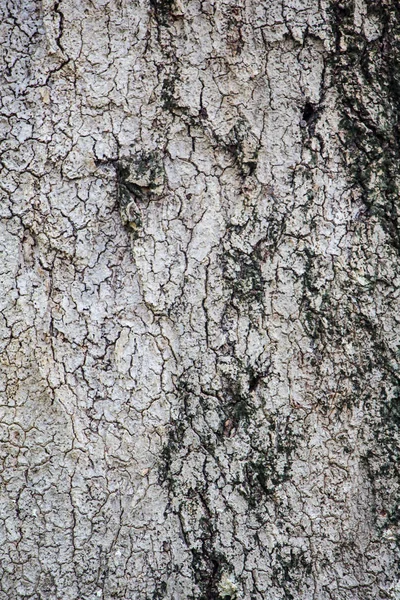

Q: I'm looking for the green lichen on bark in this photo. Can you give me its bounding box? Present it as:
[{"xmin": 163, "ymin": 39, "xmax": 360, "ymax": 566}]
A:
[
  {"xmin": 331, "ymin": 0, "xmax": 400, "ymax": 251},
  {"xmin": 330, "ymin": 0, "xmax": 400, "ymax": 561}
]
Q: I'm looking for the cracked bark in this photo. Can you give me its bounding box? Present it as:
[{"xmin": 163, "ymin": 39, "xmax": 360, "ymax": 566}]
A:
[{"xmin": 1, "ymin": 1, "xmax": 400, "ymax": 599}]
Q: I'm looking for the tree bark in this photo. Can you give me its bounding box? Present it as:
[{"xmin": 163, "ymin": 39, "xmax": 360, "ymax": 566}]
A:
[{"xmin": 1, "ymin": 1, "xmax": 400, "ymax": 598}]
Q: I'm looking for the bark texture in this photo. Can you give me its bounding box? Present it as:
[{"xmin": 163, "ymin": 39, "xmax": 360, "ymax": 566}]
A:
[{"xmin": 1, "ymin": 0, "xmax": 400, "ymax": 598}]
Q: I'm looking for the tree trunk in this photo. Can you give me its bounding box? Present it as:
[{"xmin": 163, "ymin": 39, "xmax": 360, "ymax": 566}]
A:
[{"xmin": 1, "ymin": 1, "xmax": 400, "ymax": 598}]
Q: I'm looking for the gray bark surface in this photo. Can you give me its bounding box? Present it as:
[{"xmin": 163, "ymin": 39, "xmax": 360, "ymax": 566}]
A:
[{"xmin": 1, "ymin": 0, "xmax": 400, "ymax": 598}]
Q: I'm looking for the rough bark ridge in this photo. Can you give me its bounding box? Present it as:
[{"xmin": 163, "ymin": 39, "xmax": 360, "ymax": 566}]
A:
[{"xmin": 1, "ymin": 0, "xmax": 400, "ymax": 598}]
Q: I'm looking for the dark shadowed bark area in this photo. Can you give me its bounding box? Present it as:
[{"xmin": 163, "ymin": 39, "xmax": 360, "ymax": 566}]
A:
[{"xmin": 1, "ymin": 1, "xmax": 400, "ymax": 598}]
